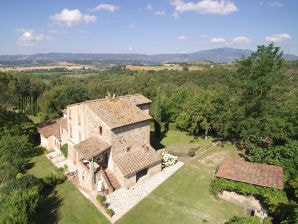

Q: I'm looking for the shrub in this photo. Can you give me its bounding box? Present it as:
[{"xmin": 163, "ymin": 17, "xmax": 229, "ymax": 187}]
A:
[
  {"xmin": 60, "ymin": 144, "xmax": 68, "ymax": 158},
  {"xmin": 105, "ymin": 208, "xmax": 113, "ymax": 217},
  {"xmin": 96, "ymin": 194, "xmax": 114, "ymax": 216},
  {"xmin": 96, "ymin": 194, "xmax": 106, "ymax": 207},
  {"xmin": 188, "ymin": 149, "xmax": 196, "ymax": 157},
  {"xmin": 158, "ymin": 149, "xmax": 177, "ymax": 168}
]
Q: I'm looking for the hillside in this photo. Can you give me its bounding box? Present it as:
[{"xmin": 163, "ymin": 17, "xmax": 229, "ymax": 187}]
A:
[{"xmin": 1, "ymin": 47, "xmax": 297, "ymax": 67}]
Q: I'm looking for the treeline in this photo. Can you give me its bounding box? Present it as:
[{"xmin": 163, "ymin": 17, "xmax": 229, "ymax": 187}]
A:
[{"xmin": 0, "ymin": 109, "xmax": 66, "ymax": 223}]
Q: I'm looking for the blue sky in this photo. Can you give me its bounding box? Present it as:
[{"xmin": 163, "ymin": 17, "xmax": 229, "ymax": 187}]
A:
[{"xmin": 1, "ymin": 0, "xmax": 297, "ymax": 55}]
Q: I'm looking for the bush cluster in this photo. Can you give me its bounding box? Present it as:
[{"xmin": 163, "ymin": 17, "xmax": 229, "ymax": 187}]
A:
[
  {"xmin": 210, "ymin": 177, "xmax": 288, "ymax": 212},
  {"xmin": 96, "ymin": 194, "xmax": 113, "ymax": 217},
  {"xmin": 188, "ymin": 149, "xmax": 196, "ymax": 157},
  {"xmin": 158, "ymin": 149, "xmax": 177, "ymax": 168}
]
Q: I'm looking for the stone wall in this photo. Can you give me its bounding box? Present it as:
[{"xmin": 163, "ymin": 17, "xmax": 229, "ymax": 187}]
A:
[
  {"xmin": 77, "ymin": 161, "xmax": 93, "ymax": 191},
  {"xmin": 111, "ymin": 121, "xmax": 151, "ymax": 155},
  {"xmin": 84, "ymin": 107, "xmax": 111, "ymax": 144}
]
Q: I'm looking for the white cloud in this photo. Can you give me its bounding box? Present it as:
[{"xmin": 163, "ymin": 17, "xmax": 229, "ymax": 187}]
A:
[
  {"xmin": 177, "ymin": 35, "xmax": 187, "ymax": 40},
  {"xmin": 155, "ymin": 10, "xmax": 166, "ymax": 16},
  {"xmin": 210, "ymin": 37, "xmax": 226, "ymax": 43},
  {"xmin": 232, "ymin": 36, "xmax": 251, "ymax": 44},
  {"xmin": 259, "ymin": 1, "xmax": 283, "ymax": 7},
  {"xmin": 92, "ymin": 4, "xmax": 119, "ymax": 12},
  {"xmin": 147, "ymin": 4, "xmax": 153, "ymax": 10},
  {"xmin": 268, "ymin": 1, "xmax": 283, "ymax": 7},
  {"xmin": 50, "ymin": 9, "xmax": 96, "ymax": 27},
  {"xmin": 17, "ymin": 29, "xmax": 47, "ymax": 47},
  {"xmin": 170, "ymin": 0, "xmax": 238, "ymax": 15},
  {"xmin": 265, "ymin": 33, "xmax": 291, "ymax": 42},
  {"xmin": 83, "ymin": 15, "xmax": 97, "ymax": 24}
]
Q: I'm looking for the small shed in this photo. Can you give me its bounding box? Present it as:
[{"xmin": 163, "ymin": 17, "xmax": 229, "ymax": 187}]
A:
[{"xmin": 216, "ymin": 159, "xmax": 284, "ymax": 190}]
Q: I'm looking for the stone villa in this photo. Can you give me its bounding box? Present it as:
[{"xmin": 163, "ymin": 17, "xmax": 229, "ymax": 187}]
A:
[{"xmin": 38, "ymin": 94, "xmax": 162, "ymax": 193}]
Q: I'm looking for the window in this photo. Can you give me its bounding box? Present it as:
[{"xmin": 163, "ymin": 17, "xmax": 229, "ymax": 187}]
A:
[
  {"xmin": 78, "ymin": 113, "xmax": 80, "ymax": 125},
  {"xmin": 99, "ymin": 126, "xmax": 103, "ymax": 135},
  {"xmin": 69, "ymin": 109, "xmax": 72, "ymax": 120}
]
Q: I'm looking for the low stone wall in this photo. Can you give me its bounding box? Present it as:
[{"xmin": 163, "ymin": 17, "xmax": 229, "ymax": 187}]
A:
[{"xmin": 218, "ymin": 190, "xmax": 262, "ymax": 210}]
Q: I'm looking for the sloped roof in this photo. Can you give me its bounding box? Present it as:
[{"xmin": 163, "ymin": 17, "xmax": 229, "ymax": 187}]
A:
[
  {"xmin": 56, "ymin": 117, "xmax": 67, "ymax": 130},
  {"xmin": 38, "ymin": 118, "xmax": 65, "ymax": 140},
  {"xmin": 75, "ymin": 136, "xmax": 111, "ymax": 160},
  {"xmin": 120, "ymin": 94, "xmax": 152, "ymax": 105},
  {"xmin": 114, "ymin": 144, "xmax": 162, "ymax": 177},
  {"xmin": 86, "ymin": 96, "xmax": 152, "ymax": 129},
  {"xmin": 216, "ymin": 159, "xmax": 284, "ymax": 190}
]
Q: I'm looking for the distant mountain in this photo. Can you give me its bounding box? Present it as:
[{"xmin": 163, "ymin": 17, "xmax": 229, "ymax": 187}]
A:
[{"xmin": 0, "ymin": 47, "xmax": 297, "ymax": 66}]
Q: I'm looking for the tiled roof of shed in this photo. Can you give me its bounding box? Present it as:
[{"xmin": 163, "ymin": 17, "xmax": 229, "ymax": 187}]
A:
[
  {"xmin": 38, "ymin": 118, "xmax": 65, "ymax": 140},
  {"xmin": 86, "ymin": 96, "xmax": 152, "ymax": 129},
  {"xmin": 75, "ymin": 136, "xmax": 111, "ymax": 160},
  {"xmin": 216, "ymin": 159, "xmax": 284, "ymax": 190},
  {"xmin": 114, "ymin": 144, "xmax": 162, "ymax": 177}
]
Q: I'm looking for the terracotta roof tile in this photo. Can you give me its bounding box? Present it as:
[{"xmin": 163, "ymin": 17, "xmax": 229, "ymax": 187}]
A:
[
  {"xmin": 56, "ymin": 117, "xmax": 67, "ymax": 130},
  {"xmin": 86, "ymin": 97, "xmax": 152, "ymax": 129},
  {"xmin": 38, "ymin": 118, "xmax": 64, "ymax": 140},
  {"xmin": 75, "ymin": 136, "xmax": 110, "ymax": 160},
  {"xmin": 114, "ymin": 144, "xmax": 162, "ymax": 176},
  {"xmin": 120, "ymin": 94, "xmax": 152, "ymax": 105},
  {"xmin": 216, "ymin": 159, "xmax": 284, "ymax": 190}
]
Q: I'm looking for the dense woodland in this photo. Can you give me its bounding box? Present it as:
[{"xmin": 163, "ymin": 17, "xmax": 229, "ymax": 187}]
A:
[{"xmin": 0, "ymin": 43, "xmax": 298, "ymax": 223}]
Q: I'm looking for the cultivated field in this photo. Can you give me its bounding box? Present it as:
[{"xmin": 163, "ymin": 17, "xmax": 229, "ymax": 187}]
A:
[
  {"xmin": 0, "ymin": 62, "xmax": 96, "ymax": 72},
  {"xmin": 126, "ymin": 62, "xmax": 215, "ymax": 72}
]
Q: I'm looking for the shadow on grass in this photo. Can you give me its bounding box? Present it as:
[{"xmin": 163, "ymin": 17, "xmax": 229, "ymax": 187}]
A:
[
  {"xmin": 34, "ymin": 190, "xmax": 63, "ymax": 224},
  {"xmin": 150, "ymin": 131, "xmax": 165, "ymax": 150}
]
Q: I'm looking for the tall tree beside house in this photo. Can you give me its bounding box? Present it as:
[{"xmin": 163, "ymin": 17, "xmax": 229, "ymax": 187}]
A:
[
  {"xmin": 233, "ymin": 43, "xmax": 288, "ymax": 144},
  {"xmin": 229, "ymin": 43, "xmax": 298, "ymax": 223}
]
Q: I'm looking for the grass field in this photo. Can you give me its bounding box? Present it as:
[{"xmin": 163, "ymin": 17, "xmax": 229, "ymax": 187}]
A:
[
  {"xmin": 28, "ymin": 132, "xmax": 243, "ymax": 224},
  {"xmin": 27, "ymin": 152, "xmax": 110, "ymax": 224},
  {"xmin": 116, "ymin": 142, "xmax": 243, "ymax": 224}
]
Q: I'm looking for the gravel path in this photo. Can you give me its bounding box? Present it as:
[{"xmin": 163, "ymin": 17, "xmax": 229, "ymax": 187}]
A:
[{"xmin": 106, "ymin": 161, "xmax": 184, "ymax": 223}]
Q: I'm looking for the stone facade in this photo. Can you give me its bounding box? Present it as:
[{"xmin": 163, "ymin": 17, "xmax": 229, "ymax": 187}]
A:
[
  {"xmin": 39, "ymin": 94, "xmax": 162, "ymax": 193},
  {"xmin": 38, "ymin": 94, "xmax": 162, "ymax": 193}
]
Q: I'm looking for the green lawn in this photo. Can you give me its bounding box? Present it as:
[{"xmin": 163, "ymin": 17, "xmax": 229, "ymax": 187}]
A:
[
  {"xmin": 151, "ymin": 129, "xmax": 215, "ymax": 150},
  {"xmin": 28, "ymin": 133, "xmax": 243, "ymax": 224},
  {"xmin": 27, "ymin": 152, "xmax": 110, "ymax": 224},
  {"xmin": 117, "ymin": 141, "xmax": 244, "ymax": 224}
]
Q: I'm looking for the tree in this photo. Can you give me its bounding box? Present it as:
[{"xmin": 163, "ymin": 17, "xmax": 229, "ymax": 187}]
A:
[
  {"xmin": 161, "ymin": 88, "xmax": 190, "ymax": 123},
  {"xmin": 176, "ymin": 90, "xmax": 216, "ymax": 139},
  {"xmin": 234, "ymin": 43, "xmax": 287, "ymax": 144},
  {"xmin": 0, "ymin": 135, "xmax": 34, "ymax": 172},
  {"xmin": 0, "ymin": 175, "xmax": 44, "ymax": 224}
]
